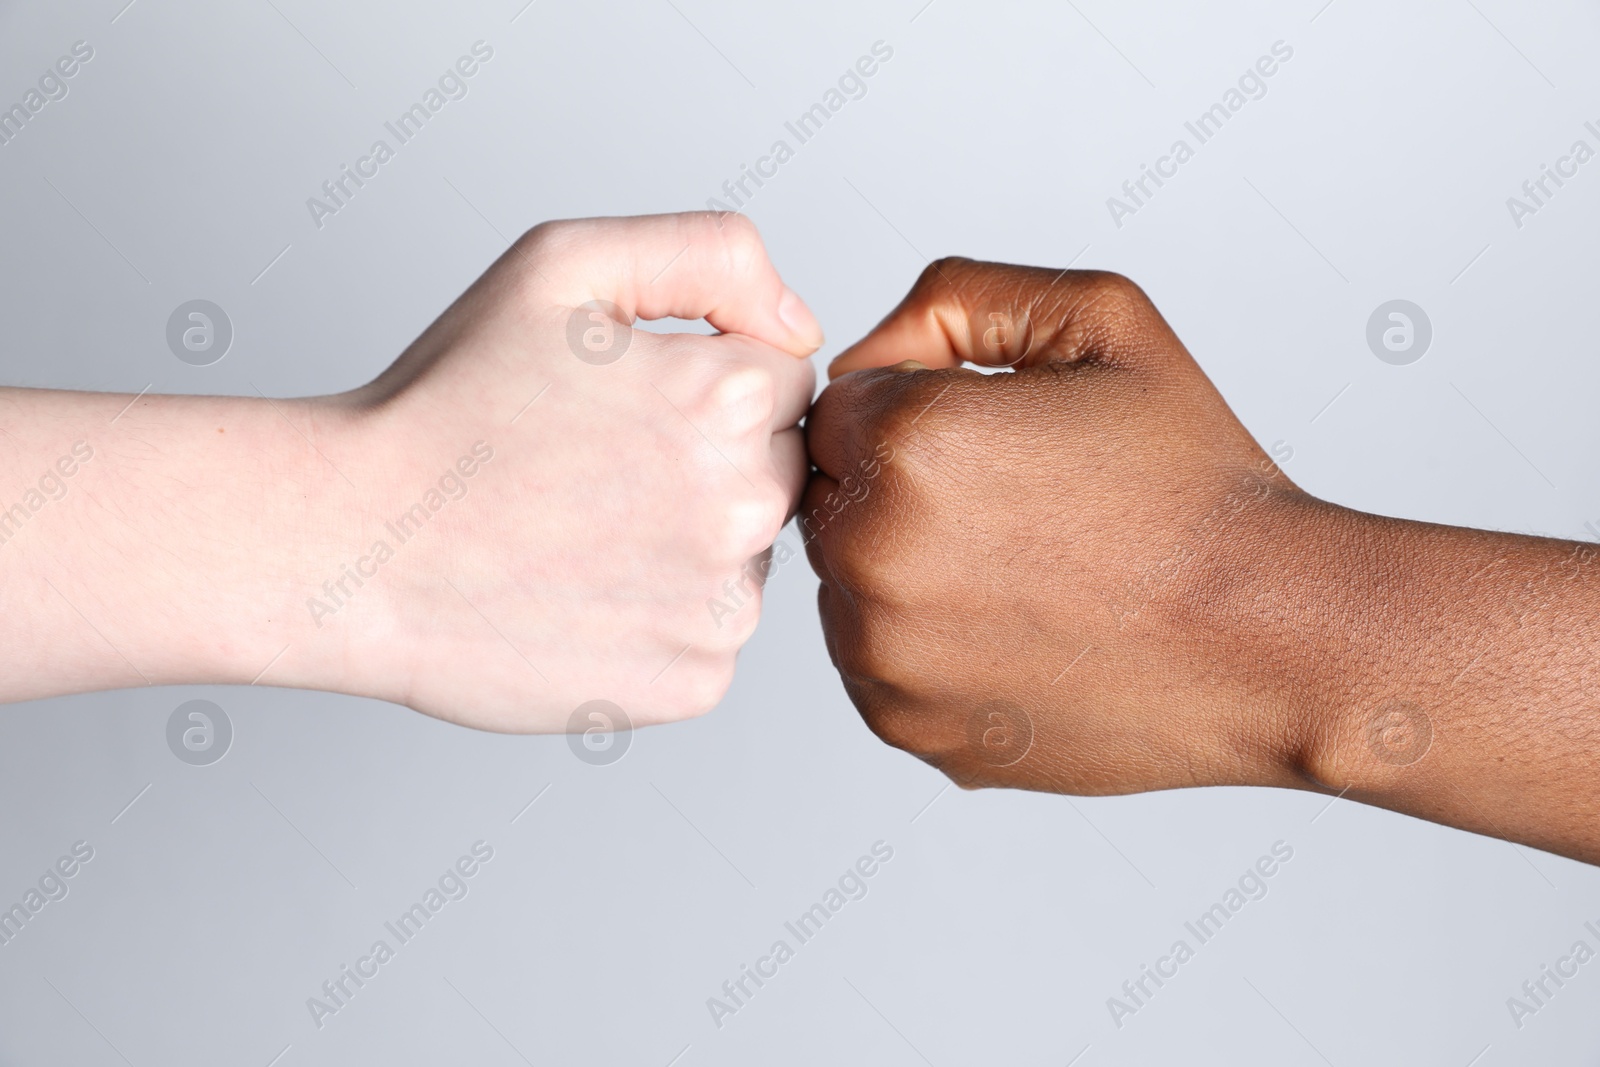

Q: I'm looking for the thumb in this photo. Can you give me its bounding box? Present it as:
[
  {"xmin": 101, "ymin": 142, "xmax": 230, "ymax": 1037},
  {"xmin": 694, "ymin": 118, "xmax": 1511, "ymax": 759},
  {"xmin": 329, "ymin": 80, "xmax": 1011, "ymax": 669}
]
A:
[
  {"xmin": 828, "ymin": 258, "xmax": 1171, "ymax": 378},
  {"xmin": 528, "ymin": 212, "xmax": 824, "ymax": 357}
]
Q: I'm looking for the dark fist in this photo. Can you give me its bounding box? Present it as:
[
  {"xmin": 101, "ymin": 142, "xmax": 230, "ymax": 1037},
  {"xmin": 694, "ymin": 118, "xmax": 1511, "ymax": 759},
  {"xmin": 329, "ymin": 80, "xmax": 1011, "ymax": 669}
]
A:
[{"xmin": 804, "ymin": 260, "xmax": 1339, "ymax": 795}]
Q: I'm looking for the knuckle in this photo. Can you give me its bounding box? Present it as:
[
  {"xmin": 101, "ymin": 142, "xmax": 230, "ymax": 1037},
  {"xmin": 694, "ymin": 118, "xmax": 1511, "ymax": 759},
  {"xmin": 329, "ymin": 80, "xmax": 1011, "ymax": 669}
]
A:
[
  {"xmin": 728, "ymin": 483, "xmax": 790, "ymax": 556},
  {"xmin": 866, "ymin": 711, "xmax": 928, "ymax": 758},
  {"xmin": 796, "ymin": 498, "xmax": 853, "ymax": 566},
  {"xmin": 875, "ymin": 371, "xmax": 963, "ymax": 445},
  {"xmin": 845, "ymin": 682, "xmax": 931, "ymax": 758},
  {"xmin": 917, "ymin": 256, "xmax": 974, "ymax": 295},
  {"xmin": 805, "ymin": 486, "xmax": 936, "ymax": 607},
  {"xmin": 1070, "ymin": 270, "xmax": 1152, "ymax": 322},
  {"xmin": 818, "ymin": 539, "xmax": 871, "ymax": 593},
  {"xmin": 824, "ymin": 542, "xmax": 898, "ymax": 603},
  {"xmin": 712, "ymin": 213, "xmax": 765, "ymax": 276},
  {"xmin": 846, "ymin": 613, "xmax": 904, "ymax": 682},
  {"xmin": 513, "ymin": 219, "xmax": 564, "ymax": 262},
  {"xmin": 797, "ymin": 471, "xmax": 892, "ymax": 562},
  {"xmin": 756, "ymin": 481, "xmax": 794, "ymax": 529},
  {"xmin": 690, "ymin": 476, "xmax": 787, "ymax": 566},
  {"xmin": 705, "ymin": 367, "xmax": 777, "ymax": 434},
  {"xmin": 846, "ymin": 686, "xmax": 973, "ymax": 774},
  {"xmin": 1051, "ymin": 270, "xmax": 1166, "ymax": 367}
]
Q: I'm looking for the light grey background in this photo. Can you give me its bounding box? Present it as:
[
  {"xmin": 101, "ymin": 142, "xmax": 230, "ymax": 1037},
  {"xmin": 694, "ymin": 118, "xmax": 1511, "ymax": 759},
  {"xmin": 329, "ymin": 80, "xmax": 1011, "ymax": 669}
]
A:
[{"xmin": 2, "ymin": 0, "xmax": 1598, "ymax": 1063}]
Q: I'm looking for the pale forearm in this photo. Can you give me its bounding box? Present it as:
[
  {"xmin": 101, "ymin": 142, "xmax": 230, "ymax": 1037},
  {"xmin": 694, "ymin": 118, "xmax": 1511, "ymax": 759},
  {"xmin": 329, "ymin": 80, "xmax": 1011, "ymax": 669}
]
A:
[{"xmin": 0, "ymin": 387, "xmax": 360, "ymax": 701}]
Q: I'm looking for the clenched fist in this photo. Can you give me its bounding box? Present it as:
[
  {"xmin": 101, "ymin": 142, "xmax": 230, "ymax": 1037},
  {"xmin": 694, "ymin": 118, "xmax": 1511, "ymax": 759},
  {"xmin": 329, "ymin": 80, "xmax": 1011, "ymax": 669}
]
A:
[
  {"xmin": 0, "ymin": 213, "xmax": 820, "ymax": 733},
  {"xmin": 805, "ymin": 260, "xmax": 1338, "ymax": 796},
  {"xmin": 805, "ymin": 258, "xmax": 1600, "ymax": 868},
  {"xmin": 334, "ymin": 213, "xmax": 820, "ymax": 731}
]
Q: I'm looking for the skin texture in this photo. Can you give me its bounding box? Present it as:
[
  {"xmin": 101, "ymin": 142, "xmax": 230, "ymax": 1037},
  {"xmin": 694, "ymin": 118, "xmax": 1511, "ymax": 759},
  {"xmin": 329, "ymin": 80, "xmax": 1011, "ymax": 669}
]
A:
[
  {"xmin": 807, "ymin": 258, "xmax": 1600, "ymax": 866},
  {"xmin": 0, "ymin": 212, "xmax": 819, "ymax": 732}
]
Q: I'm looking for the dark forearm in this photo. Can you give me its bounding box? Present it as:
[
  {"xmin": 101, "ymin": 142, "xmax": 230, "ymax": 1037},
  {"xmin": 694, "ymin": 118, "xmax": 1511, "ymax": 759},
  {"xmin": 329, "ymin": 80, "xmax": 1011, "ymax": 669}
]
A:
[{"xmin": 1272, "ymin": 506, "xmax": 1600, "ymax": 864}]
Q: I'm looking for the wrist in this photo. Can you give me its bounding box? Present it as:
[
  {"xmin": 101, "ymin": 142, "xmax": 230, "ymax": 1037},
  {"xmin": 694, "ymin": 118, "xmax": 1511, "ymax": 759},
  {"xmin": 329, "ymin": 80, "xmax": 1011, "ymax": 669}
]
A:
[
  {"xmin": 1156, "ymin": 488, "xmax": 1380, "ymax": 793},
  {"xmin": 1190, "ymin": 498, "xmax": 1448, "ymax": 796},
  {"xmin": 282, "ymin": 392, "xmax": 521, "ymax": 713}
]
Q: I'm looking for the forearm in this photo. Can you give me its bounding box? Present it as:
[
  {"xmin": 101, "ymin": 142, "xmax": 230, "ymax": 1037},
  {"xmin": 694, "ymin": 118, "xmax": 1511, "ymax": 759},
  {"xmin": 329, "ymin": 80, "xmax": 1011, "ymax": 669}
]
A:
[
  {"xmin": 0, "ymin": 387, "xmax": 360, "ymax": 701},
  {"xmin": 1254, "ymin": 504, "xmax": 1600, "ymax": 863}
]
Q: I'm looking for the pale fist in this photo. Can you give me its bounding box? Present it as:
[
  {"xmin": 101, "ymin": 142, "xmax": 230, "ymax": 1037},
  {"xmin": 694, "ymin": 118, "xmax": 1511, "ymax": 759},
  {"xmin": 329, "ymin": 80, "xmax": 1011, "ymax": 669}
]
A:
[
  {"xmin": 329, "ymin": 213, "xmax": 820, "ymax": 732},
  {"xmin": 806, "ymin": 260, "xmax": 1328, "ymax": 795}
]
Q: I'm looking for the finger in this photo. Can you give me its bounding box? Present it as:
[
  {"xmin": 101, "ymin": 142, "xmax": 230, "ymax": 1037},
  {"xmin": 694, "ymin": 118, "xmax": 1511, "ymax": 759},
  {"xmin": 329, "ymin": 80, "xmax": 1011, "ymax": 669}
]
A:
[
  {"xmin": 795, "ymin": 469, "xmax": 880, "ymax": 596},
  {"xmin": 798, "ymin": 473, "xmax": 840, "ymax": 585},
  {"xmin": 805, "ymin": 362, "xmax": 931, "ymax": 481},
  {"xmin": 770, "ymin": 350, "xmax": 818, "ymax": 431},
  {"xmin": 816, "ymin": 580, "xmax": 862, "ymax": 677},
  {"xmin": 528, "ymin": 212, "xmax": 824, "ymax": 357},
  {"xmin": 707, "ymin": 333, "xmax": 816, "ymax": 431},
  {"xmin": 770, "ymin": 427, "xmax": 808, "ymax": 518},
  {"xmin": 828, "ymin": 258, "xmax": 1172, "ymax": 377}
]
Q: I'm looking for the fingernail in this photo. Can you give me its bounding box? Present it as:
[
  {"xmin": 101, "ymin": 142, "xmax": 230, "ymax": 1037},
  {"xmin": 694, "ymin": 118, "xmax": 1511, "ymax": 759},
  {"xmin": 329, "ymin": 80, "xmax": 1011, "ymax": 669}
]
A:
[
  {"xmin": 778, "ymin": 286, "xmax": 825, "ymax": 348},
  {"xmin": 890, "ymin": 360, "xmax": 928, "ymax": 373}
]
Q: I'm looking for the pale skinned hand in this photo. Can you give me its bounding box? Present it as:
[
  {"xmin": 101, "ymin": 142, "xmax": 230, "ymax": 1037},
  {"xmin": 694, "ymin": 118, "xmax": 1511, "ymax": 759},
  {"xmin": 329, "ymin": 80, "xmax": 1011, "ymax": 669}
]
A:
[
  {"xmin": 336, "ymin": 213, "xmax": 820, "ymax": 730},
  {"xmin": 0, "ymin": 212, "xmax": 821, "ymax": 733},
  {"xmin": 806, "ymin": 259, "xmax": 1600, "ymax": 865}
]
